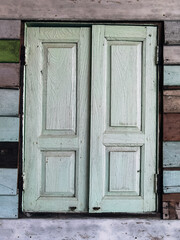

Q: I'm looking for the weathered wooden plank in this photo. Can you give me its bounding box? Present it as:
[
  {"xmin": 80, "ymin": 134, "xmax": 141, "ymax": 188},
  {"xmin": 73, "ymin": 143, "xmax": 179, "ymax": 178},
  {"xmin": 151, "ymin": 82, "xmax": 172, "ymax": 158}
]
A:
[
  {"xmin": 163, "ymin": 201, "xmax": 180, "ymax": 220},
  {"xmin": 164, "ymin": 46, "xmax": 180, "ymax": 65},
  {"xmin": 163, "ymin": 171, "xmax": 180, "ymax": 193},
  {"xmin": 0, "ymin": 0, "xmax": 180, "ymax": 20},
  {"xmin": 165, "ymin": 21, "xmax": 180, "ymax": 45},
  {"xmin": 163, "ymin": 142, "xmax": 180, "ymax": 168},
  {"xmin": 164, "ymin": 90, "xmax": 180, "ymax": 113},
  {"xmin": 0, "ymin": 40, "xmax": 20, "ymax": 63},
  {"xmin": 163, "ymin": 193, "xmax": 180, "ymax": 201},
  {"xmin": 0, "ymin": 89, "xmax": 19, "ymax": 116},
  {"xmin": 0, "ymin": 20, "xmax": 21, "ymax": 39},
  {"xmin": 0, "ymin": 142, "xmax": 18, "ymax": 168},
  {"xmin": 164, "ymin": 66, "xmax": 180, "ymax": 86},
  {"xmin": 163, "ymin": 114, "xmax": 180, "ymax": 141},
  {"xmin": 0, "ymin": 63, "xmax": 20, "ymax": 88},
  {"xmin": 0, "ymin": 117, "xmax": 19, "ymax": 142},
  {"xmin": 0, "ymin": 195, "xmax": 18, "ymax": 218},
  {"xmin": 0, "ymin": 169, "xmax": 17, "ymax": 195}
]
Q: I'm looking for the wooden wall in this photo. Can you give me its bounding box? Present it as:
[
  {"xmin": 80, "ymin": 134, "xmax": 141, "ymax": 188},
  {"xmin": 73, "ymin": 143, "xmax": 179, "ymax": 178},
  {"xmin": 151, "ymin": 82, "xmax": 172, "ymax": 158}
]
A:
[
  {"xmin": 163, "ymin": 21, "xmax": 180, "ymax": 219},
  {"xmin": 0, "ymin": 20, "xmax": 21, "ymax": 218}
]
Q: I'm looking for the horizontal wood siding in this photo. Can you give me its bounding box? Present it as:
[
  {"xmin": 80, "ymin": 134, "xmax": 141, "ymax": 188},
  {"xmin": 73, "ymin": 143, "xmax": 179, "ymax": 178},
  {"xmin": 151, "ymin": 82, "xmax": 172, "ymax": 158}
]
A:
[
  {"xmin": 0, "ymin": 195, "xmax": 18, "ymax": 218},
  {"xmin": 165, "ymin": 21, "xmax": 180, "ymax": 45},
  {"xmin": 0, "ymin": 142, "xmax": 18, "ymax": 168},
  {"xmin": 0, "ymin": 117, "xmax": 19, "ymax": 142},
  {"xmin": 163, "ymin": 142, "xmax": 180, "ymax": 168},
  {"xmin": 163, "ymin": 201, "xmax": 180, "ymax": 219},
  {"xmin": 163, "ymin": 171, "xmax": 180, "ymax": 193},
  {"xmin": 0, "ymin": 89, "xmax": 19, "ymax": 116},
  {"xmin": 0, "ymin": 1, "xmax": 180, "ymax": 20},
  {"xmin": 0, "ymin": 63, "xmax": 20, "ymax": 88},
  {"xmin": 164, "ymin": 66, "xmax": 180, "ymax": 86},
  {"xmin": 0, "ymin": 40, "xmax": 20, "ymax": 63},
  {"xmin": 164, "ymin": 46, "xmax": 180, "ymax": 65},
  {"xmin": 0, "ymin": 169, "xmax": 17, "ymax": 195},
  {"xmin": 0, "ymin": 20, "xmax": 21, "ymax": 39},
  {"xmin": 164, "ymin": 90, "xmax": 180, "ymax": 113},
  {"xmin": 163, "ymin": 114, "xmax": 180, "ymax": 141}
]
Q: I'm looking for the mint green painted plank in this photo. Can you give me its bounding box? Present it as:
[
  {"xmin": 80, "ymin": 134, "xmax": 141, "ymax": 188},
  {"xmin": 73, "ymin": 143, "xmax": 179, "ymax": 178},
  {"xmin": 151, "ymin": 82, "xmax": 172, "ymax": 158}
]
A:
[
  {"xmin": 164, "ymin": 66, "xmax": 180, "ymax": 86},
  {"xmin": 163, "ymin": 171, "xmax": 180, "ymax": 193},
  {"xmin": 0, "ymin": 117, "xmax": 19, "ymax": 141},
  {"xmin": 0, "ymin": 195, "xmax": 18, "ymax": 218},
  {"xmin": 163, "ymin": 142, "xmax": 180, "ymax": 168},
  {"xmin": 0, "ymin": 89, "xmax": 19, "ymax": 116},
  {"xmin": 0, "ymin": 169, "xmax": 17, "ymax": 195},
  {"xmin": 0, "ymin": 40, "xmax": 20, "ymax": 63}
]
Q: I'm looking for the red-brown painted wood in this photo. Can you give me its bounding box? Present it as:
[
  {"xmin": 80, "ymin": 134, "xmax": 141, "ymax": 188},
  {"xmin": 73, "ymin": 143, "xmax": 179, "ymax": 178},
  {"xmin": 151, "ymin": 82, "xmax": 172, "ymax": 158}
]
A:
[
  {"xmin": 163, "ymin": 114, "xmax": 180, "ymax": 141},
  {"xmin": 0, "ymin": 63, "xmax": 20, "ymax": 88},
  {"xmin": 164, "ymin": 90, "xmax": 180, "ymax": 113},
  {"xmin": 0, "ymin": 20, "xmax": 21, "ymax": 39}
]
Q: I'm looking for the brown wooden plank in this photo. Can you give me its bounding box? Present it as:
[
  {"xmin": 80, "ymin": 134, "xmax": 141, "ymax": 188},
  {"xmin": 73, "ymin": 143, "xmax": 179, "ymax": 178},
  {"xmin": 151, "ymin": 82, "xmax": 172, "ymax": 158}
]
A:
[
  {"xmin": 164, "ymin": 90, "xmax": 180, "ymax": 113},
  {"xmin": 163, "ymin": 201, "xmax": 180, "ymax": 219},
  {"xmin": 0, "ymin": 63, "xmax": 20, "ymax": 88},
  {"xmin": 164, "ymin": 46, "xmax": 180, "ymax": 65},
  {"xmin": 0, "ymin": 142, "xmax": 18, "ymax": 168},
  {"xmin": 0, "ymin": 0, "xmax": 180, "ymax": 20},
  {"xmin": 163, "ymin": 194, "xmax": 180, "ymax": 202},
  {"xmin": 0, "ymin": 20, "xmax": 21, "ymax": 39},
  {"xmin": 165, "ymin": 21, "xmax": 180, "ymax": 45},
  {"xmin": 163, "ymin": 114, "xmax": 180, "ymax": 141}
]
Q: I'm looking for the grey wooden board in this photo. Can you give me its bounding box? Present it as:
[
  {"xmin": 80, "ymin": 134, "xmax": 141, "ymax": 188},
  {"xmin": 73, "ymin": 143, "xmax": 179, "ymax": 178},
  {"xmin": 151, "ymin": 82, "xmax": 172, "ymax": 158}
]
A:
[
  {"xmin": 0, "ymin": 63, "xmax": 20, "ymax": 88},
  {"xmin": 164, "ymin": 46, "xmax": 180, "ymax": 65},
  {"xmin": 0, "ymin": 169, "xmax": 17, "ymax": 195},
  {"xmin": 0, "ymin": 117, "xmax": 19, "ymax": 142},
  {"xmin": 0, "ymin": 195, "xmax": 18, "ymax": 218},
  {"xmin": 163, "ymin": 142, "xmax": 180, "ymax": 168},
  {"xmin": 0, "ymin": 0, "xmax": 180, "ymax": 20},
  {"xmin": 164, "ymin": 66, "xmax": 180, "ymax": 86},
  {"xmin": 0, "ymin": 20, "xmax": 21, "ymax": 39},
  {"xmin": 0, "ymin": 89, "xmax": 19, "ymax": 116},
  {"xmin": 165, "ymin": 21, "xmax": 180, "ymax": 45},
  {"xmin": 163, "ymin": 171, "xmax": 180, "ymax": 193}
]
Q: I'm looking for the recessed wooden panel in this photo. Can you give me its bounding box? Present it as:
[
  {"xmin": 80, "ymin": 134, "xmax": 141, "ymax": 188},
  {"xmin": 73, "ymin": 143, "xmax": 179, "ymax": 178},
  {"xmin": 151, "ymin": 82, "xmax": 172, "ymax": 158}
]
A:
[
  {"xmin": 0, "ymin": 142, "xmax": 18, "ymax": 168},
  {"xmin": 163, "ymin": 142, "xmax": 180, "ymax": 168},
  {"xmin": 0, "ymin": 63, "xmax": 20, "ymax": 88},
  {"xmin": 0, "ymin": 20, "xmax": 21, "ymax": 39},
  {"xmin": 163, "ymin": 171, "xmax": 180, "ymax": 193},
  {"xmin": 0, "ymin": 117, "xmax": 19, "ymax": 142},
  {"xmin": 42, "ymin": 151, "xmax": 75, "ymax": 196},
  {"xmin": 0, "ymin": 40, "xmax": 20, "ymax": 63},
  {"xmin": 110, "ymin": 42, "xmax": 142, "ymax": 129},
  {"xmin": 164, "ymin": 66, "xmax": 180, "ymax": 86},
  {"xmin": 0, "ymin": 169, "xmax": 17, "ymax": 195},
  {"xmin": 163, "ymin": 114, "xmax": 180, "ymax": 141},
  {"xmin": 164, "ymin": 46, "xmax": 180, "ymax": 65},
  {"xmin": 108, "ymin": 148, "xmax": 140, "ymax": 196},
  {"xmin": 44, "ymin": 43, "xmax": 76, "ymax": 133},
  {"xmin": 164, "ymin": 90, "xmax": 180, "ymax": 113},
  {"xmin": 165, "ymin": 21, "xmax": 180, "ymax": 45},
  {"xmin": 0, "ymin": 195, "xmax": 18, "ymax": 218},
  {"xmin": 0, "ymin": 89, "xmax": 19, "ymax": 116}
]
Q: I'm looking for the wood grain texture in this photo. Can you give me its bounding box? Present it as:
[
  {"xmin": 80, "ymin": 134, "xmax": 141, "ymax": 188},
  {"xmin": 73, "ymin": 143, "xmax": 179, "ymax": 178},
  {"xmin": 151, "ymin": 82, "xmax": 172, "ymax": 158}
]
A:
[
  {"xmin": 0, "ymin": 0, "xmax": 180, "ymax": 20},
  {"xmin": 0, "ymin": 40, "xmax": 20, "ymax": 63},
  {"xmin": 163, "ymin": 114, "xmax": 180, "ymax": 141},
  {"xmin": 0, "ymin": 89, "xmax": 19, "ymax": 116},
  {"xmin": 163, "ymin": 193, "xmax": 180, "ymax": 201},
  {"xmin": 0, "ymin": 195, "xmax": 18, "ymax": 218},
  {"xmin": 165, "ymin": 21, "xmax": 180, "ymax": 45},
  {"xmin": 164, "ymin": 90, "xmax": 180, "ymax": 113},
  {"xmin": 0, "ymin": 168, "xmax": 17, "ymax": 195},
  {"xmin": 164, "ymin": 46, "xmax": 180, "ymax": 65},
  {"xmin": 163, "ymin": 171, "xmax": 180, "ymax": 193},
  {"xmin": 0, "ymin": 117, "xmax": 19, "ymax": 142},
  {"xmin": 0, "ymin": 142, "xmax": 18, "ymax": 168},
  {"xmin": 164, "ymin": 66, "xmax": 180, "ymax": 86},
  {"xmin": 163, "ymin": 142, "xmax": 180, "ymax": 168},
  {"xmin": 0, "ymin": 20, "xmax": 21, "ymax": 39},
  {"xmin": 0, "ymin": 63, "xmax": 20, "ymax": 88},
  {"xmin": 163, "ymin": 201, "xmax": 180, "ymax": 219}
]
